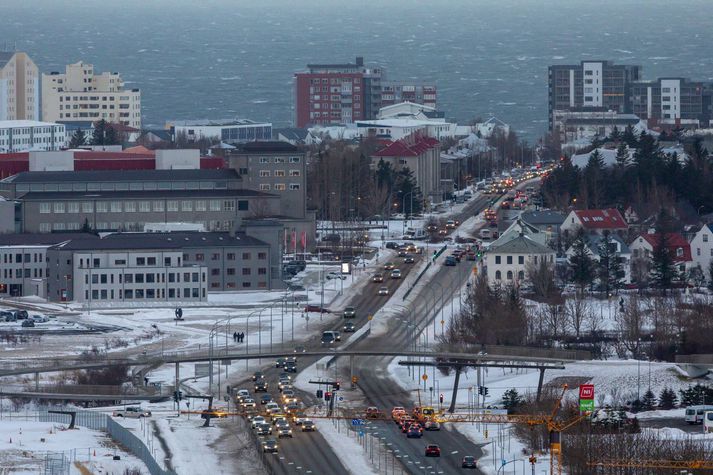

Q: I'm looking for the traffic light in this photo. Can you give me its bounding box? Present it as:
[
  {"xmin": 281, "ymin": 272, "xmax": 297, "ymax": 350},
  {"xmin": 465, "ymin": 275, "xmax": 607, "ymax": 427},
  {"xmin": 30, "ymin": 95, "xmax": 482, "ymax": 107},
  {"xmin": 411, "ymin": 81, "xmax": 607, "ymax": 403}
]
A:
[
  {"xmin": 439, "ymin": 393, "xmax": 444, "ymax": 404},
  {"xmin": 316, "ymin": 389, "xmax": 323, "ymax": 398},
  {"xmin": 477, "ymin": 386, "xmax": 483, "ymax": 395},
  {"xmin": 173, "ymin": 390, "xmax": 182, "ymax": 402},
  {"xmin": 484, "ymin": 387, "xmax": 489, "ymax": 397},
  {"xmin": 325, "ymin": 391, "xmax": 332, "ymax": 401},
  {"xmin": 334, "ymin": 382, "xmax": 341, "ymax": 391}
]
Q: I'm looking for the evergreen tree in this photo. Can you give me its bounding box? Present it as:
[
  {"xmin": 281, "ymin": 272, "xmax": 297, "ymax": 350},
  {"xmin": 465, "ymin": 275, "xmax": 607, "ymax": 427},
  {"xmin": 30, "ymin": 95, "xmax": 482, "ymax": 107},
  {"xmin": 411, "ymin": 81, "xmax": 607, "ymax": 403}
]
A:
[
  {"xmin": 679, "ymin": 384, "xmax": 713, "ymax": 407},
  {"xmin": 68, "ymin": 128, "xmax": 86, "ymax": 148},
  {"xmin": 615, "ymin": 142, "xmax": 629, "ymax": 169},
  {"xmin": 81, "ymin": 218, "xmax": 92, "ymax": 233},
  {"xmin": 650, "ymin": 210, "xmax": 678, "ymax": 291},
  {"xmin": 395, "ymin": 167, "xmax": 422, "ymax": 216},
  {"xmin": 640, "ymin": 389, "xmax": 657, "ymax": 411},
  {"xmin": 608, "ymin": 125, "xmax": 621, "ymax": 142},
  {"xmin": 568, "ymin": 227, "xmax": 595, "ymax": 293},
  {"xmin": 501, "ymin": 388, "xmax": 523, "ymax": 412},
  {"xmin": 597, "ymin": 230, "xmax": 624, "ymax": 294},
  {"xmin": 658, "ymin": 387, "xmax": 678, "ymax": 410},
  {"xmin": 584, "ymin": 149, "xmax": 606, "ymax": 208},
  {"xmin": 91, "ymin": 119, "xmax": 120, "ymax": 146},
  {"xmin": 590, "ymin": 133, "xmax": 602, "ymax": 149},
  {"xmin": 708, "ymin": 260, "xmax": 713, "ymax": 291},
  {"xmin": 622, "ymin": 125, "xmax": 639, "ymax": 148}
]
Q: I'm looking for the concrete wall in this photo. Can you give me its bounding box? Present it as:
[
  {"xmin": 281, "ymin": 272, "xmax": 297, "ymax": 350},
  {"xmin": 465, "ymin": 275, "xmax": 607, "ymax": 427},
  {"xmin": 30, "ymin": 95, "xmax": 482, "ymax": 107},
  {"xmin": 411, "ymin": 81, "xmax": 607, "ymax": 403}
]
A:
[
  {"xmin": 155, "ymin": 149, "xmax": 200, "ymax": 170},
  {"xmin": 29, "ymin": 151, "xmax": 74, "ymax": 171},
  {"xmin": 0, "ymin": 200, "xmax": 15, "ymax": 233}
]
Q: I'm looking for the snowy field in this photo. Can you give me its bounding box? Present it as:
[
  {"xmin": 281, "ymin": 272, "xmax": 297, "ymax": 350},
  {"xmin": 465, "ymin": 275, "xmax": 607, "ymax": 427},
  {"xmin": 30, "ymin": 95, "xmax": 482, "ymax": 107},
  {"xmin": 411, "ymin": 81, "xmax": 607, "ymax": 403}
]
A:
[{"xmin": 0, "ymin": 420, "xmax": 148, "ymax": 474}]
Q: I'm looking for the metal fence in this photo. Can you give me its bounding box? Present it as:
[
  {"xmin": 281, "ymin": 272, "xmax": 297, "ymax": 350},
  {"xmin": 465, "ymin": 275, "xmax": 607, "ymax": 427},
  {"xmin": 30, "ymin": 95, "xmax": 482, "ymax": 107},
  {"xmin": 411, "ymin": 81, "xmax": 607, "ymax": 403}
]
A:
[{"xmin": 39, "ymin": 407, "xmax": 175, "ymax": 475}]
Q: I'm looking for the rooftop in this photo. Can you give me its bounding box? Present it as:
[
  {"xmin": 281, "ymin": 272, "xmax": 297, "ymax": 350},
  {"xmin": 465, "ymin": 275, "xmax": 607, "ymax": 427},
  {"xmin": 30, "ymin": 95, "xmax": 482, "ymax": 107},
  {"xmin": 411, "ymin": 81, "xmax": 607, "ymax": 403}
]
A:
[
  {"xmin": 53, "ymin": 231, "xmax": 268, "ymax": 251},
  {"xmin": 0, "ymin": 120, "xmax": 64, "ymax": 128},
  {"xmin": 168, "ymin": 119, "xmax": 271, "ymax": 127},
  {"xmin": 3, "ymin": 168, "xmax": 239, "ymax": 184},
  {"xmin": 489, "ymin": 234, "xmax": 554, "ymax": 254},
  {"xmin": 572, "ymin": 208, "xmax": 627, "ymax": 229},
  {"xmin": 234, "ymin": 141, "xmax": 300, "ymax": 153},
  {"xmin": 0, "ymin": 232, "xmax": 98, "ymax": 247},
  {"xmin": 18, "ymin": 189, "xmax": 275, "ymax": 200},
  {"xmin": 521, "ymin": 210, "xmax": 567, "ymax": 226}
]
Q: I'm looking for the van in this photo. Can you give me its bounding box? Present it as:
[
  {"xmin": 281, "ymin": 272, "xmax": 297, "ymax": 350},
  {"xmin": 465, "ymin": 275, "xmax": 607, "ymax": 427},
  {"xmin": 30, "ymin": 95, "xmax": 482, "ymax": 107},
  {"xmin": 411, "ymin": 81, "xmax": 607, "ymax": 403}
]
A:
[
  {"xmin": 684, "ymin": 405, "xmax": 713, "ymax": 424},
  {"xmin": 479, "ymin": 229, "xmax": 492, "ymax": 240},
  {"xmin": 704, "ymin": 411, "xmax": 713, "ymax": 433}
]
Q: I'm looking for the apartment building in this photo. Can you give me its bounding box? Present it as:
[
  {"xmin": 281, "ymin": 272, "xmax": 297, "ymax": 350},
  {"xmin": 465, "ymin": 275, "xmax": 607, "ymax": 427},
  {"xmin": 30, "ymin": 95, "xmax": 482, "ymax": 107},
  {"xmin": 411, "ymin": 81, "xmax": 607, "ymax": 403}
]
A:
[
  {"xmin": 0, "ymin": 51, "xmax": 39, "ymax": 121},
  {"xmin": 548, "ymin": 61, "xmax": 641, "ymax": 131},
  {"xmin": 42, "ymin": 61, "xmax": 141, "ymax": 129},
  {"xmin": 631, "ymin": 78, "xmax": 712, "ymax": 127},
  {"xmin": 484, "ymin": 234, "xmax": 556, "ymax": 287},
  {"xmin": 381, "ymin": 81, "xmax": 437, "ymax": 109},
  {"xmin": 0, "ymin": 120, "xmax": 66, "ymax": 152}
]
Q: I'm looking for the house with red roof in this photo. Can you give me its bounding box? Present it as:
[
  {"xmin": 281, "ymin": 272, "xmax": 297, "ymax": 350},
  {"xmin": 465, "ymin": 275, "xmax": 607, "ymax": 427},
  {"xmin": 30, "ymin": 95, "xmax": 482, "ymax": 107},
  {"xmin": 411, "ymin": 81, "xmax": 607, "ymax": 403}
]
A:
[
  {"xmin": 371, "ymin": 133, "xmax": 441, "ymax": 204},
  {"xmin": 560, "ymin": 208, "xmax": 628, "ymax": 236},
  {"xmin": 629, "ymin": 232, "xmax": 693, "ymax": 275}
]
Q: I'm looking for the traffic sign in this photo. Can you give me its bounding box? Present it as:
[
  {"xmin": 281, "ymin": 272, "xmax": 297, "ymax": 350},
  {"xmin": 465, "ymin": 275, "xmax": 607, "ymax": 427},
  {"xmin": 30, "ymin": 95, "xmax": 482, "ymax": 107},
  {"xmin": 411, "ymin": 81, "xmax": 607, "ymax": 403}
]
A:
[
  {"xmin": 579, "ymin": 399, "xmax": 594, "ymax": 412},
  {"xmin": 351, "ymin": 419, "xmax": 365, "ymax": 426},
  {"xmin": 359, "ymin": 430, "xmax": 364, "ymax": 437},
  {"xmin": 368, "ymin": 314, "xmax": 373, "ymax": 321},
  {"xmin": 579, "ymin": 384, "xmax": 594, "ymax": 400},
  {"xmin": 338, "ymin": 396, "xmax": 344, "ymax": 402},
  {"xmin": 421, "ymin": 373, "xmax": 428, "ymax": 381}
]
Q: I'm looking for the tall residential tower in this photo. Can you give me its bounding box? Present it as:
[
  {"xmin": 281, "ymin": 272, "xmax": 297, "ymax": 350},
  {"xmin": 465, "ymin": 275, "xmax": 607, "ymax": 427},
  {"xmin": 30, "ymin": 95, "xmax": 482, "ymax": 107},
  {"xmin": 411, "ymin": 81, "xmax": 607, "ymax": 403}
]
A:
[{"xmin": 0, "ymin": 51, "xmax": 39, "ymax": 121}]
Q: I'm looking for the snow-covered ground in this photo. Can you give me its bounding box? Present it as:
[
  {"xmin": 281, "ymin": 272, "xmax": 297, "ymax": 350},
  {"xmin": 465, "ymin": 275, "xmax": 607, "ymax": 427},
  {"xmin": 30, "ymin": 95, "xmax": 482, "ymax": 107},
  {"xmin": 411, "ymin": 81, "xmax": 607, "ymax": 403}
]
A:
[{"xmin": 0, "ymin": 420, "xmax": 148, "ymax": 474}]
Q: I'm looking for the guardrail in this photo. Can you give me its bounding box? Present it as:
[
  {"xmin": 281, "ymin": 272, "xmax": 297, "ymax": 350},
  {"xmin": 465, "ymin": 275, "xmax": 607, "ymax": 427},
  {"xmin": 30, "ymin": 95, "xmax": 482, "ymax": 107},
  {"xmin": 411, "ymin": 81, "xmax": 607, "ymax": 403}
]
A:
[
  {"xmin": 439, "ymin": 343, "xmax": 591, "ymax": 361},
  {"xmin": 675, "ymin": 354, "xmax": 713, "ymax": 364},
  {"xmin": 402, "ymin": 261, "xmax": 431, "ymax": 301}
]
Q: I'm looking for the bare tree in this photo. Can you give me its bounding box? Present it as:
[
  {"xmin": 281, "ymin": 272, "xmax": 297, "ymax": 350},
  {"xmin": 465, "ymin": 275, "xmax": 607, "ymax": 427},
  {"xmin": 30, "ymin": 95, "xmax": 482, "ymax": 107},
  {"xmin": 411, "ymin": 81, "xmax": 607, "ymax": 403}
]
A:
[
  {"xmin": 542, "ymin": 303, "xmax": 567, "ymax": 340},
  {"xmin": 526, "ymin": 259, "xmax": 557, "ymax": 300},
  {"xmin": 565, "ymin": 294, "xmax": 592, "ymax": 338},
  {"xmin": 615, "ymin": 295, "xmax": 647, "ymax": 356}
]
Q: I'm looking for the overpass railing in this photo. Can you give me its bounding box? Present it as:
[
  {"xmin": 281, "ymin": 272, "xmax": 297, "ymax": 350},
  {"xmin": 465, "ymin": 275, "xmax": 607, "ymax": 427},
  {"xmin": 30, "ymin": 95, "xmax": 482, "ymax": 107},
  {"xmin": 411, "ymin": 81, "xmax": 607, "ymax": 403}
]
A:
[{"xmin": 675, "ymin": 354, "xmax": 713, "ymax": 364}]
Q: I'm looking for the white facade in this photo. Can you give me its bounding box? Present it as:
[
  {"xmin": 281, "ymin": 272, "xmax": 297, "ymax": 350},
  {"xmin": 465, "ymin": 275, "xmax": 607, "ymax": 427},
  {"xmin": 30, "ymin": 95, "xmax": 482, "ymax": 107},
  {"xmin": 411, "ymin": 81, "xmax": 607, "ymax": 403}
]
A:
[
  {"xmin": 690, "ymin": 225, "xmax": 713, "ymax": 276},
  {"xmin": 377, "ymin": 102, "xmax": 441, "ymax": 121},
  {"xmin": 42, "ymin": 61, "xmax": 141, "ymax": 129},
  {"xmin": 72, "ymin": 251, "xmax": 208, "ymax": 304},
  {"xmin": 484, "ymin": 236, "xmax": 556, "ymax": 287},
  {"xmin": 0, "ymin": 52, "xmax": 39, "ymax": 121},
  {"xmin": 582, "ymin": 61, "xmax": 603, "ymax": 107},
  {"xmin": 356, "ymin": 118, "xmax": 457, "ymax": 140},
  {"xmin": 0, "ymin": 120, "xmax": 66, "ymax": 152},
  {"xmin": 0, "ymin": 245, "xmax": 50, "ymax": 297},
  {"xmin": 168, "ymin": 119, "xmax": 272, "ymax": 144}
]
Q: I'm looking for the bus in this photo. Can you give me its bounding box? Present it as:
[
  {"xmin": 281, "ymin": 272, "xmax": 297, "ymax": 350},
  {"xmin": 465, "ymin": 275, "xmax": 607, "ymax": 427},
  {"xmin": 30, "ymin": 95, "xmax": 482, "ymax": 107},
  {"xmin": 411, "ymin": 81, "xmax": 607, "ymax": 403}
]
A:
[{"xmin": 684, "ymin": 405, "xmax": 713, "ymax": 424}]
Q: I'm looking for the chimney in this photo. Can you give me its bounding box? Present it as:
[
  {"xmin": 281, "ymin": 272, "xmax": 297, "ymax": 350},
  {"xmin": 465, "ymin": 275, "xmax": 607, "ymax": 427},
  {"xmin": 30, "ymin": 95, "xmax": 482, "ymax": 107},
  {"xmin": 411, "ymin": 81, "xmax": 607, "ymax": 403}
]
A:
[{"xmin": 356, "ymin": 56, "xmax": 364, "ymax": 67}]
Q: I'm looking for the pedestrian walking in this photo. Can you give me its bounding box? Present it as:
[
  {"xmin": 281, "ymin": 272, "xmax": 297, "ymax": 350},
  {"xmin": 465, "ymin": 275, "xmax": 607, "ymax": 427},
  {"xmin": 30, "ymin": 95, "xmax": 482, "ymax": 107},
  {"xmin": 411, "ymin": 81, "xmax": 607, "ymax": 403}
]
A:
[
  {"xmin": 233, "ymin": 332, "xmax": 238, "ymax": 342},
  {"xmin": 240, "ymin": 332, "xmax": 245, "ymax": 343}
]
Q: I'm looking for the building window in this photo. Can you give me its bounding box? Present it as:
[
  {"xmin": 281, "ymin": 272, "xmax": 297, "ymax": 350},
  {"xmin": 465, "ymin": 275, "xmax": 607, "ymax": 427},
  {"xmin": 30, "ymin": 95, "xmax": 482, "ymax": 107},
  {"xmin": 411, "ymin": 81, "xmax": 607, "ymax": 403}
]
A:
[
  {"xmin": 518, "ymin": 256, "xmax": 524, "ymax": 265},
  {"xmin": 289, "ymin": 184, "xmax": 300, "ymax": 190},
  {"xmin": 289, "ymin": 157, "xmax": 301, "ymax": 163},
  {"xmin": 195, "ymin": 200, "xmax": 206, "ymax": 211},
  {"xmin": 68, "ymin": 202, "xmax": 79, "ymax": 213},
  {"xmin": 275, "ymin": 184, "xmax": 286, "ymax": 191},
  {"xmin": 181, "ymin": 201, "xmax": 193, "ymax": 211},
  {"xmin": 507, "ymin": 271, "xmax": 513, "ymax": 280},
  {"xmin": 275, "ymin": 170, "xmax": 285, "ymax": 177},
  {"xmin": 223, "ymin": 200, "xmax": 235, "ymax": 211},
  {"xmin": 260, "ymin": 184, "xmax": 271, "ymax": 191},
  {"xmin": 227, "ymin": 253, "xmax": 236, "ymax": 260},
  {"xmin": 153, "ymin": 201, "xmax": 164, "ymax": 212},
  {"xmin": 136, "ymin": 257, "xmax": 146, "ymax": 266},
  {"xmin": 518, "ymin": 270, "xmax": 524, "ymax": 281},
  {"xmin": 40, "ymin": 203, "xmax": 51, "ymax": 213},
  {"xmin": 242, "ymin": 282, "xmax": 251, "ymax": 288},
  {"xmin": 110, "ymin": 201, "xmax": 122, "ymax": 212},
  {"xmin": 227, "ymin": 268, "xmax": 236, "ymax": 275},
  {"xmin": 506, "ymin": 256, "xmax": 513, "ymax": 265},
  {"xmin": 242, "ymin": 268, "xmax": 251, "ymax": 275},
  {"xmin": 238, "ymin": 200, "xmax": 248, "ymax": 211},
  {"xmin": 260, "ymin": 157, "xmax": 270, "ymax": 164},
  {"xmin": 676, "ymin": 247, "xmax": 683, "ymax": 257},
  {"xmin": 210, "ymin": 200, "xmax": 221, "ymax": 211},
  {"xmin": 258, "ymin": 268, "xmax": 267, "ymax": 275},
  {"xmin": 495, "ymin": 270, "xmax": 502, "ymax": 280},
  {"xmin": 124, "ymin": 201, "xmax": 136, "ymax": 212},
  {"xmin": 139, "ymin": 201, "xmax": 151, "ymax": 212},
  {"xmin": 289, "ymin": 170, "xmax": 301, "ymax": 177},
  {"xmin": 82, "ymin": 202, "xmax": 93, "ymax": 213},
  {"xmin": 167, "ymin": 201, "xmax": 179, "ymax": 211},
  {"xmin": 260, "ymin": 170, "xmax": 271, "ymax": 177},
  {"xmin": 242, "ymin": 252, "xmax": 251, "ymax": 260},
  {"xmin": 703, "ymin": 234, "xmax": 709, "ymax": 243},
  {"xmin": 96, "ymin": 202, "xmax": 108, "ymax": 213},
  {"xmin": 53, "ymin": 202, "xmax": 65, "ymax": 213},
  {"xmin": 195, "ymin": 253, "xmax": 204, "ymax": 261},
  {"xmin": 495, "ymin": 256, "xmax": 501, "ymax": 264}
]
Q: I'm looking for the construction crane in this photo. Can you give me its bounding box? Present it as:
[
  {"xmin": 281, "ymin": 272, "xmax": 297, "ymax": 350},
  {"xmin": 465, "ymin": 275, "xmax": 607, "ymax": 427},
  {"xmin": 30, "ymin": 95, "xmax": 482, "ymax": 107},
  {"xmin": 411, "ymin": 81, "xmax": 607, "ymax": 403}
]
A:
[{"xmin": 588, "ymin": 459, "xmax": 713, "ymax": 470}]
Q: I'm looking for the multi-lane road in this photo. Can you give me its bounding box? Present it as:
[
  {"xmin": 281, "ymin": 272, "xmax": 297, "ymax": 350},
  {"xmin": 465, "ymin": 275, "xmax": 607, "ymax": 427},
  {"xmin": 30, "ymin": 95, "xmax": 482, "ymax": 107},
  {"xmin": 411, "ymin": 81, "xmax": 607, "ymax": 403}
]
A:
[{"xmin": 230, "ymin": 194, "xmax": 494, "ymax": 474}]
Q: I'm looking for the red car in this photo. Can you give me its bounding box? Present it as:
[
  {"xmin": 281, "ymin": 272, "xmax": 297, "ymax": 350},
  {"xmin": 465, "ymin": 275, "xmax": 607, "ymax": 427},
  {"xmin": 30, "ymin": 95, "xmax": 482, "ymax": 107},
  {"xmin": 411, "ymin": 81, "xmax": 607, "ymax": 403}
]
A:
[
  {"xmin": 304, "ymin": 305, "xmax": 330, "ymax": 313},
  {"xmin": 425, "ymin": 444, "xmax": 441, "ymax": 457}
]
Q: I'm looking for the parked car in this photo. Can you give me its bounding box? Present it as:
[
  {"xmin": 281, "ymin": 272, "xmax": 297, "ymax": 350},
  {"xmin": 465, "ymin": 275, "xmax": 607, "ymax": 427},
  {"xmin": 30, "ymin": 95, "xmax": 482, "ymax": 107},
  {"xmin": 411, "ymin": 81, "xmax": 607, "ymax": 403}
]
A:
[
  {"xmin": 326, "ymin": 271, "xmax": 346, "ymax": 280},
  {"xmin": 21, "ymin": 319, "xmax": 35, "ymax": 328},
  {"xmin": 304, "ymin": 305, "xmax": 330, "ymax": 313},
  {"xmin": 0, "ymin": 311, "xmax": 15, "ymax": 322},
  {"xmin": 113, "ymin": 407, "xmax": 152, "ymax": 418},
  {"xmin": 30, "ymin": 314, "xmax": 49, "ymax": 323}
]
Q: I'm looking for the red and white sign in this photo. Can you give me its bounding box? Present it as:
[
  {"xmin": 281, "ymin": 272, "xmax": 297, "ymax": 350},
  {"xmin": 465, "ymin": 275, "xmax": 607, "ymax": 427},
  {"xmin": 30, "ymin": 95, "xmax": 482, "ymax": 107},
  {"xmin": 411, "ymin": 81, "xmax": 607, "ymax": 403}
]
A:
[{"xmin": 579, "ymin": 384, "xmax": 594, "ymax": 400}]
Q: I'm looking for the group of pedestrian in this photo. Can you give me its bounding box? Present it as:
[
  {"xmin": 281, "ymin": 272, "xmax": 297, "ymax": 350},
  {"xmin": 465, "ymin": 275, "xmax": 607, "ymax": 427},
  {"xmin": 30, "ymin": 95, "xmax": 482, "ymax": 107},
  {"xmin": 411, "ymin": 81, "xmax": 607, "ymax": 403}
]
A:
[{"xmin": 233, "ymin": 332, "xmax": 245, "ymax": 343}]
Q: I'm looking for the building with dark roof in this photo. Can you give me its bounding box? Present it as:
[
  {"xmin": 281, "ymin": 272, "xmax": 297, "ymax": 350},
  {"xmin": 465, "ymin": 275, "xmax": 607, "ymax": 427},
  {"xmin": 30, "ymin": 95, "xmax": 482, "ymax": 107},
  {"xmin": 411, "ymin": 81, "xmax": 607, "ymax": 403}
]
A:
[{"xmin": 484, "ymin": 234, "xmax": 556, "ymax": 286}]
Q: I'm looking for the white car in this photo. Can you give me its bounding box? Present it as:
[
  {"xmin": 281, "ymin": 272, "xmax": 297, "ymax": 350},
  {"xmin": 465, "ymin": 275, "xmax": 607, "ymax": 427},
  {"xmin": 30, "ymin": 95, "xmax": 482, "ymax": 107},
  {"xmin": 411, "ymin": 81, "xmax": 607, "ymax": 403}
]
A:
[
  {"xmin": 390, "ymin": 269, "xmax": 402, "ymax": 279},
  {"xmin": 378, "ymin": 286, "xmax": 389, "ymax": 296},
  {"xmin": 241, "ymin": 398, "xmax": 256, "ymax": 408},
  {"xmin": 235, "ymin": 389, "xmax": 250, "ymax": 401},
  {"xmin": 251, "ymin": 416, "xmax": 266, "ymax": 429},
  {"xmin": 113, "ymin": 407, "xmax": 151, "ymax": 418}
]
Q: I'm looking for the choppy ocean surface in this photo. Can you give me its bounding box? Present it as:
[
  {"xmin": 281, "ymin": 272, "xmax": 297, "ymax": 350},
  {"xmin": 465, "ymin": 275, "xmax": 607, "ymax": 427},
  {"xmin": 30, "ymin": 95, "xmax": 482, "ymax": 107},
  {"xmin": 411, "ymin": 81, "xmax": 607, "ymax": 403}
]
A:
[{"xmin": 4, "ymin": 0, "xmax": 713, "ymax": 141}]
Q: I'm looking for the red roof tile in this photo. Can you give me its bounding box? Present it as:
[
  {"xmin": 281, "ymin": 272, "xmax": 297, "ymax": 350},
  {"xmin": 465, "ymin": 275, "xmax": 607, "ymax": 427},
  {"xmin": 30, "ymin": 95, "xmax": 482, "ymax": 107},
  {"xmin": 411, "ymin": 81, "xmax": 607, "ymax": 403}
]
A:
[
  {"xmin": 638, "ymin": 233, "xmax": 692, "ymax": 262},
  {"xmin": 574, "ymin": 208, "xmax": 627, "ymax": 229},
  {"xmin": 372, "ymin": 134, "xmax": 439, "ymax": 158}
]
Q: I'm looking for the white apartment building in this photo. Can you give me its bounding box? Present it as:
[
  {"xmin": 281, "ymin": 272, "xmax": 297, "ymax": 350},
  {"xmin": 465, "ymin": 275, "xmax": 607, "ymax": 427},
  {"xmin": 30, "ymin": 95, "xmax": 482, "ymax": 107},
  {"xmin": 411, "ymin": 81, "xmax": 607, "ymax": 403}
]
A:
[
  {"xmin": 42, "ymin": 61, "xmax": 141, "ymax": 129},
  {"xmin": 0, "ymin": 51, "xmax": 39, "ymax": 121},
  {"xmin": 0, "ymin": 120, "xmax": 66, "ymax": 152},
  {"xmin": 484, "ymin": 234, "xmax": 556, "ymax": 287}
]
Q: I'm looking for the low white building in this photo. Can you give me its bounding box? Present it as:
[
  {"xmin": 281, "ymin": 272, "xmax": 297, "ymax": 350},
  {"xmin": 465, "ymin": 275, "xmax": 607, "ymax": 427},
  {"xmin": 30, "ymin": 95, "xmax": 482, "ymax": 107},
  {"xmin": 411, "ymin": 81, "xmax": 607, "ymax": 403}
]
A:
[
  {"xmin": 689, "ymin": 224, "xmax": 713, "ymax": 276},
  {"xmin": 168, "ymin": 119, "xmax": 272, "ymax": 144},
  {"xmin": 484, "ymin": 234, "xmax": 556, "ymax": 286},
  {"xmin": 0, "ymin": 120, "xmax": 66, "ymax": 152},
  {"xmin": 356, "ymin": 118, "xmax": 458, "ymax": 141}
]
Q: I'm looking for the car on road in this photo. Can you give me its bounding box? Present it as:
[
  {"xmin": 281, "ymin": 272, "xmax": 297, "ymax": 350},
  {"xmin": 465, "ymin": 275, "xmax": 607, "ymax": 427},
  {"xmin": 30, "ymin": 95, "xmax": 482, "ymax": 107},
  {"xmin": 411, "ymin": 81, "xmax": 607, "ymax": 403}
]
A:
[
  {"xmin": 343, "ymin": 321, "xmax": 356, "ymax": 332},
  {"xmin": 293, "ymin": 413, "xmax": 309, "ymax": 425},
  {"xmin": 404, "ymin": 254, "xmax": 415, "ymax": 264},
  {"xmin": 390, "ymin": 269, "xmax": 402, "ymax": 279},
  {"xmin": 397, "ymin": 249, "xmax": 408, "ymax": 257},
  {"xmin": 425, "ymin": 444, "xmax": 441, "ymax": 457},
  {"xmin": 252, "ymin": 371, "xmax": 264, "ymax": 382},
  {"xmin": 321, "ymin": 330, "xmax": 338, "ymax": 346},
  {"xmin": 112, "ymin": 407, "xmax": 151, "ymax": 418},
  {"xmin": 262, "ymin": 439, "xmax": 278, "ymax": 453},
  {"xmin": 256, "ymin": 423, "xmax": 272, "ymax": 436},
  {"xmin": 366, "ymin": 407, "xmax": 382, "ymax": 419},
  {"xmin": 235, "ymin": 389, "xmax": 250, "ymax": 401},
  {"xmin": 260, "ymin": 394, "xmax": 273, "ymax": 405},
  {"xmin": 302, "ymin": 420, "xmax": 316, "ymax": 432},
  {"xmin": 462, "ymin": 456, "xmax": 478, "ymax": 469},
  {"xmin": 444, "ymin": 256, "xmax": 457, "ymax": 266},
  {"xmin": 278, "ymin": 427, "xmax": 293, "ymax": 438},
  {"xmin": 293, "ymin": 345, "xmax": 306, "ymax": 353},
  {"xmin": 284, "ymin": 402, "xmax": 301, "ymax": 414},
  {"xmin": 251, "ymin": 416, "xmax": 266, "ymax": 429},
  {"xmin": 275, "ymin": 357, "xmax": 287, "ymax": 368},
  {"xmin": 378, "ymin": 286, "xmax": 389, "ymax": 296},
  {"xmin": 372, "ymin": 273, "xmax": 384, "ymax": 283},
  {"xmin": 385, "ymin": 241, "xmax": 399, "ymax": 250},
  {"xmin": 201, "ymin": 408, "xmax": 228, "ymax": 419},
  {"xmin": 438, "ymin": 228, "xmax": 448, "ymax": 236},
  {"xmin": 284, "ymin": 361, "xmax": 297, "ymax": 373},
  {"xmin": 278, "ymin": 378, "xmax": 291, "ymax": 391},
  {"xmin": 21, "ymin": 319, "xmax": 35, "ymax": 327},
  {"xmin": 281, "ymin": 389, "xmax": 295, "ymax": 400},
  {"xmin": 31, "ymin": 315, "xmax": 49, "ymax": 323},
  {"xmin": 265, "ymin": 402, "xmax": 280, "ymax": 414},
  {"xmin": 446, "ymin": 220, "xmax": 456, "ymax": 229},
  {"xmin": 406, "ymin": 425, "xmax": 423, "ymax": 438},
  {"xmin": 254, "ymin": 381, "xmax": 268, "ymax": 392},
  {"xmin": 241, "ymin": 398, "xmax": 256, "ymax": 408},
  {"xmin": 424, "ymin": 420, "xmax": 441, "ymax": 431},
  {"xmin": 326, "ymin": 271, "xmax": 347, "ymax": 280},
  {"xmin": 384, "ymin": 262, "xmax": 395, "ymax": 271},
  {"xmin": 391, "ymin": 407, "xmax": 406, "ymax": 421},
  {"xmin": 450, "ymin": 253, "xmax": 461, "ymax": 263},
  {"xmin": 343, "ymin": 306, "xmax": 357, "ymax": 318}
]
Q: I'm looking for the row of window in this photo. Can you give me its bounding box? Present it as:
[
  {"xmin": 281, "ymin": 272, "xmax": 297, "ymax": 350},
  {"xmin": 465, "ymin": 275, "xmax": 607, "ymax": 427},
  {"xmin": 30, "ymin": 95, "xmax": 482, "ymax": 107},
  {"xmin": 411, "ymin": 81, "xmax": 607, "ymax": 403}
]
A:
[
  {"xmin": 494, "ymin": 270, "xmax": 525, "ymax": 281},
  {"xmin": 39, "ymin": 199, "xmax": 247, "ymax": 214},
  {"xmin": 211, "ymin": 281, "xmax": 266, "ymax": 289},
  {"xmin": 258, "ymin": 170, "xmax": 301, "ymax": 177},
  {"xmin": 86, "ymin": 271, "xmax": 204, "ymax": 285},
  {"xmin": 86, "ymin": 287, "xmax": 205, "ymax": 301},
  {"xmin": 258, "ymin": 156, "xmax": 302, "ymax": 164},
  {"xmin": 259, "ymin": 183, "xmax": 300, "ymax": 191},
  {"xmin": 39, "ymin": 220, "xmax": 237, "ymax": 233},
  {"xmin": 17, "ymin": 181, "xmax": 229, "ymax": 193},
  {"xmin": 493, "ymin": 255, "xmax": 554, "ymax": 265},
  {"xmin": 189, "ymin": 252, "xmax": 266, "ymax": 261},
  {"xmin": 3, "ymin": 267, "xmax": 43, "ymax": 279},
  {"xmin": 1, "ymin": 252, "xmax": 43, "ymax": 264}
]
